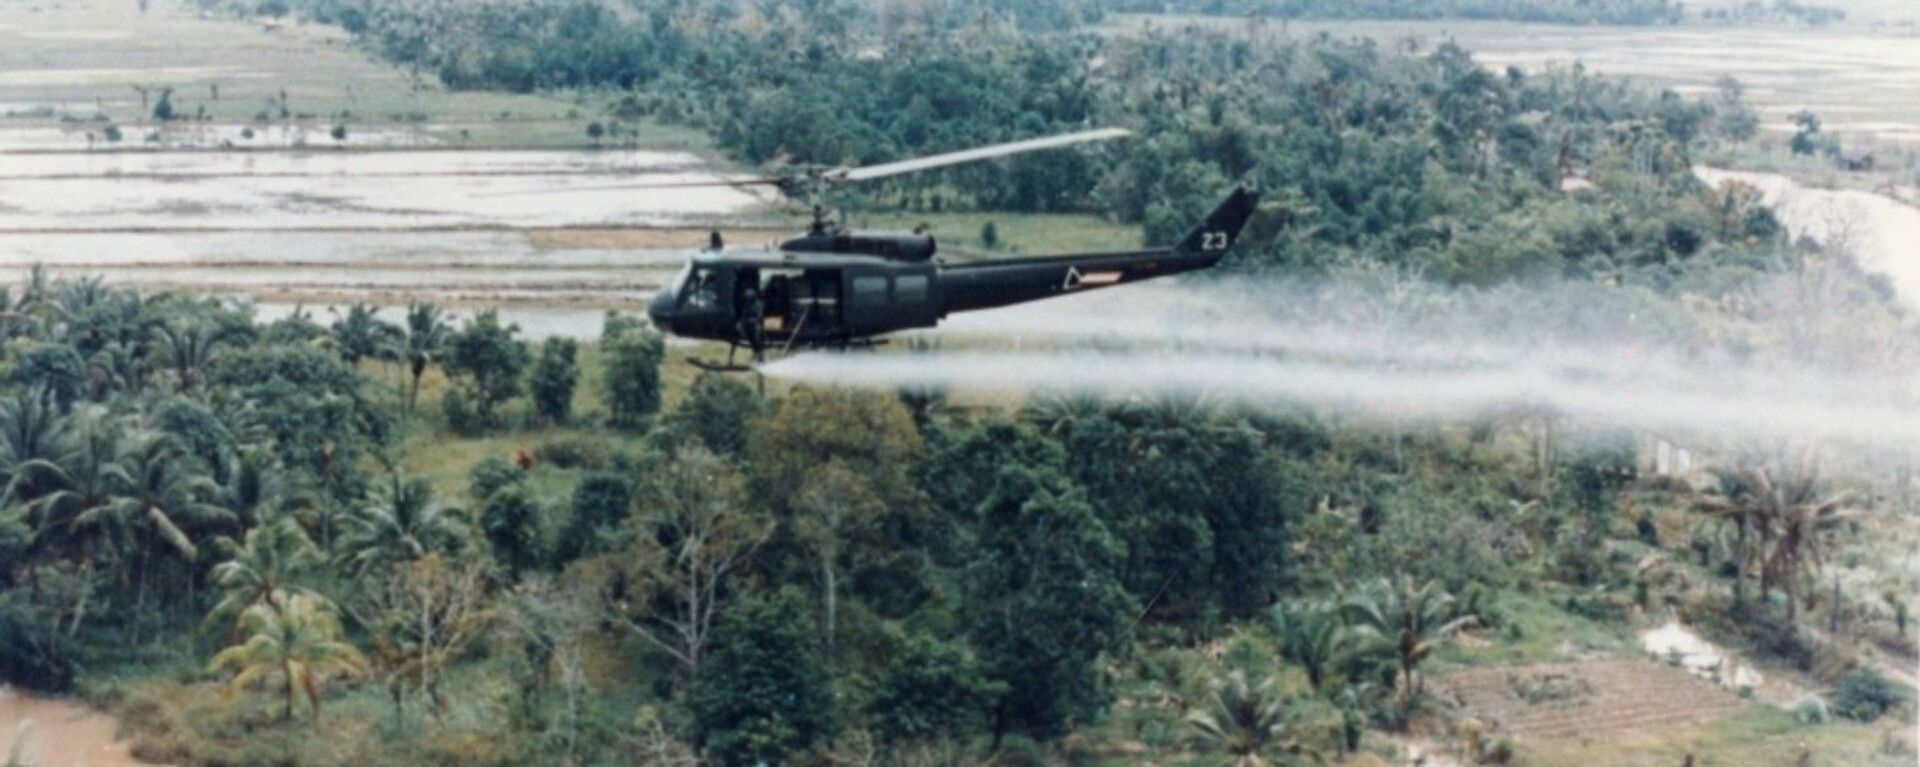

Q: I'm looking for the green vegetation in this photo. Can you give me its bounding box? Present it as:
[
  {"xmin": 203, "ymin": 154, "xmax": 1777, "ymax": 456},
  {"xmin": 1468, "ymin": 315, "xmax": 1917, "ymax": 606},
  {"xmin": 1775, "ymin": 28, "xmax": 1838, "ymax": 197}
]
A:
[
  {"xmin": 2, "ymin": 2, "xmax": 1914, "ymax": 766},
  {"xmin": 1108, "ymin": 0, "xmax": 1686, "ymax": 24}
]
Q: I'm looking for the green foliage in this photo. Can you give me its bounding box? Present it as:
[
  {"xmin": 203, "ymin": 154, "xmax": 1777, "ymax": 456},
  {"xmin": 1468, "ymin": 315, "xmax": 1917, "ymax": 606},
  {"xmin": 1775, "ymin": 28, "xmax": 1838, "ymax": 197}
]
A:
[
  {"xmin": 207, "ymin": 592, "xmax": 366, "ymax": 723},
  {"xmin": 339, "ymin": 472, "xmax": 470, "ymax": 577},
  {"xmin": 481, "ymin": 483, "xmax": 545, "ymax": 579},
  {"xmin": 212, "ymin": 342, "xmax": 389, "ymax": 496},
  {"xmin": 529, "ymin": 337, "xmax": 579, "ymax": 425},
  {"xmin": 328, "ymin": 303, "xmax": 398, "ymax": 368},
  {"xmin": 1060, "ymin": 411, "xmax": 1298, "ymax": 619},
  {"xmin": 1121, "ymin": 0, "xmax": 1684, "ymax": 24},
  {"xmin": 0, "ymin": 567, "xmax": 85, "ymax": 691},
  {"xmin": 395, "ymin": 303, "xmax": 451, "ymax": 416},
  {"xmin": 466, "ymin": 454, "xmax": 523, "ymax": 502},
  {"xmin": 1272, "ymin": 599, "xmax": 1347, "ymax": 691},
  {"xmin": 601, "ymin": 320, "xmax": 664, "ymax": 430},
  {"xmin": 152, "ymin": 87, "xmax": 175, "ymax": 121},
  {"xmin": 959, "ymin": 458, "xmax": 1132, "ymax": 742},
  {"xmin": 1831, "ymin": 668, "xmax": 1905, "ymax": 723},
  {"xmin": 531, "ymin": 435, "xmax": 615, "ymax": 469},
  {"xmin": 556, "ymin": 469, "xmax": 632, "ymax": 562},
  {"xmin": 1184, "ymin": 669, "xmax": 1317, "ymax": 767},
  {"xmin": 869, "ymin": 628, "xmax": 1000, "ymax": 746},
  {"xmin": 661, "ymin": 372, "xmax": 761, "ymax": 457},
  {"xmin": 5, "ymin": 341, "xmax": 85, "ymax": 411},
  {"xmin": 689, "ymin": 588, "xmax": 837, "ymax": 767},
  {"xmin": 444, "ymin": 310, "xmax": 530, "ymax": 432},
  {"xmin": 1343, "ymin": 576, "xmax": 1479, "ymax": 703}
]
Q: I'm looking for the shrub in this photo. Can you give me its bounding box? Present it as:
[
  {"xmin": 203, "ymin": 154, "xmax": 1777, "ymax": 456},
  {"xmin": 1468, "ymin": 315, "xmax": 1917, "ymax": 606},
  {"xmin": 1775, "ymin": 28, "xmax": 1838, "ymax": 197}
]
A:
[
  {"xmin": 529, "ymin": 337, "xmax": 579, "ymax": 426},
  {"xmin": 1791, "ymin": 694, "xmax": 1831, "ymax": 724},
  {"xmin": 1832, "ymin": 668, "xmax": 1905, "ymax": 723},
  {"xmin": 468, "ymin": 455, "xmax": 524, "ymax": 502},
  {"xmin": 481, "ymin": 484, "xmax": 545, "ymax": 578},
  {"xmin": 602, "ymin": 319, "xmax": 664, "ymax": 430},
  {"xmin": 556, "ymin": 470, "xmax": 633, "ymax": 562},
  {"xmin": 690, "ymin": 589, "xmax": 836, "ymax": 766},
  {"xmin": 533, "ymin": 436, "xmax": 614, "ymax": 469}
]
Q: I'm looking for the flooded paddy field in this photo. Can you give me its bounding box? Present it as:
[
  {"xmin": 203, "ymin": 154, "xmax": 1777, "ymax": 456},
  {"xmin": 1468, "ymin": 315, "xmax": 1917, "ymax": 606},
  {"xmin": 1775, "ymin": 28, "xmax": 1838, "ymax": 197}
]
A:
[
  {"xmin": 0, "ymin": 0, "xmax": 777, "ymax": 337},
  {"xmin": 0, "ymin": 148, "xmax": 781, "ymax": 329}
]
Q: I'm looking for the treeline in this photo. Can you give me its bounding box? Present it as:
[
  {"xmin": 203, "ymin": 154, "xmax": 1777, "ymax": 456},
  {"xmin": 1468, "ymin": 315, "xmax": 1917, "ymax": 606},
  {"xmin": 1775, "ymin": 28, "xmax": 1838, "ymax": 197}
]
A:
[
  {"xmin": 1105, "ymin": 0, "xmax": 1686, "ymax": 25},
  {"xmin": 1700, "ymin": 0, "xmax": 1848, "ymax": 26},
  {"xmin": 228, "ymin": 0, "xmax": 1780, "ymax": 289}
]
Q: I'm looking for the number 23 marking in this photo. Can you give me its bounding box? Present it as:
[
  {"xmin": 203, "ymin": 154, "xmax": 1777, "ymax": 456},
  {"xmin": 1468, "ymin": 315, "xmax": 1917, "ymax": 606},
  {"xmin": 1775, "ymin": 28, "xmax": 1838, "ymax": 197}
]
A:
[{"xmin": 1200, "ymin": 232, "xmax": 1229, "ymax": 250}]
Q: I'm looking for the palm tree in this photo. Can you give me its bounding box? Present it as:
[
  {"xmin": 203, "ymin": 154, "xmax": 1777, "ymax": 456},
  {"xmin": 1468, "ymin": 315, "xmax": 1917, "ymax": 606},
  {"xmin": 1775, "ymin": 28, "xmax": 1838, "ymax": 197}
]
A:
[
  {"xmin": 1272, "ymin": 600, "xmax": 1347, "ymax": 691},
  {"xmin": 329, "ymin": 303, "xmax": 400, "ymax": 369},
  {"xmin": 208, "ymin": 592, "xmax": 366, "ymax": 723},
  {"xmin": 93, "ymin": 430, "xmax": 232, "ymax": 560},
  {"xmin": 85, "ymin": 340, "xmax": 148, "ymax": 399},
  {"xmin": 80, "ymin": 430, "xmax": 234, "ymax": 610},
  {"xmin": 1343, "ymin": 576, "xmax": 1478, "ymax": 704},
  {"xmin": 150, "ymin": 319, "xmax": 226, "ymax": 393},
  {"xmin": 205, "ymin": 516, "xmax": 322, "ymax": 636},
  {"xmin": 0, "ymin": 388, "xmax": 65, "ymax": 491},
  {"xmin": 1695, "ymin": 460, "xmax": 1859, "ymax": 629},
  {"xmin": 338, "ymin": 471, "xmax": 468, "ymax": 577},
  {"xmin": 11, "ymin": 410, "xmax": 122, "ymax": 566},
  {"xmin": 1184, "ymin": 669, "xmax": 1317, "ymax": 767},
  {"xmin": 391, "ymin": 303, "xmax": 450, "ymax": 415},
  {"xmin": 216, "ymin": 449, "xmax": 308, "ymax": 531}
]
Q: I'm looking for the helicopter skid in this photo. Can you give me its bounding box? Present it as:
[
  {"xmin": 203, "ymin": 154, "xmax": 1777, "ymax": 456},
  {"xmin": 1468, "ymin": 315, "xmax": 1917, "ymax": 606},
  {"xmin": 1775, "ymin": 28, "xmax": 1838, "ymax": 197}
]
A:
[{"xmin": 688, "ymin": 357, "xmax": 759, "ymax": 373}]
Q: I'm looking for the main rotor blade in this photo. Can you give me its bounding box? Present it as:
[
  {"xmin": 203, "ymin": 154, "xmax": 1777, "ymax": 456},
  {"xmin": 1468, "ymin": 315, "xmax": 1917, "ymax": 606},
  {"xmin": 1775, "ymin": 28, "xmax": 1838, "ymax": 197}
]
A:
[
  {"xmin": 838, "ymin": 127, "xmax": 1132, "ymax": 182},
  {"xmin": 477, "ymin": 175, "xmax": 783, "ymax": 197}
]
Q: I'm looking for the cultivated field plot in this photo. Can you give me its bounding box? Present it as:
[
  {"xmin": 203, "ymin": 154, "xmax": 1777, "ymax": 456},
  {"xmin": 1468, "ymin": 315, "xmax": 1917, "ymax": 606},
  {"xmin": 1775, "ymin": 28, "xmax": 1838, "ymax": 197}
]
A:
[
  {"xmin": 1439, "ymin": 659, "xmax": 1748, "ymax": 741},
  {"xmin": 0, "ymin": 0, "xmax": 785, "ymax": 334},
  {"xmin": 0, "ymin": 0, "xmax": 696, "ymax": 148}
]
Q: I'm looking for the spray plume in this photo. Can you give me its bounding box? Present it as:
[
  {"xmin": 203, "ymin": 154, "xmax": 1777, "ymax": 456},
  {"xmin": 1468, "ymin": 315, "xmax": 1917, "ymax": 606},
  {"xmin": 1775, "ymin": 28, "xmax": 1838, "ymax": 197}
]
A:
[{"xmin": 762, "ymin": 268, "xmax": 1920, "ymax": 451}]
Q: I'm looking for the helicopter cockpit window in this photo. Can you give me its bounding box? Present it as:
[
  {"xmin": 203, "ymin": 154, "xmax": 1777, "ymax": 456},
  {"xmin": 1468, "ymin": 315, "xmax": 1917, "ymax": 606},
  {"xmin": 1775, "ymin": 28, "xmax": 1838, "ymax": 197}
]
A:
[{"xmin": 680, "ymin": 267, "xmax": 721, "ymax": 309}]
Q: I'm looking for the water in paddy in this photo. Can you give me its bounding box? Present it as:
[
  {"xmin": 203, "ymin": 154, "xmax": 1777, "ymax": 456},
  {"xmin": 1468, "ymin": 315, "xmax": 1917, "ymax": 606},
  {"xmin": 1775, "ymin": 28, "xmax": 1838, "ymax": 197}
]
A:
[{"xmin": 0, "ymin": 149, "xmax": 771, "ymax": 335}]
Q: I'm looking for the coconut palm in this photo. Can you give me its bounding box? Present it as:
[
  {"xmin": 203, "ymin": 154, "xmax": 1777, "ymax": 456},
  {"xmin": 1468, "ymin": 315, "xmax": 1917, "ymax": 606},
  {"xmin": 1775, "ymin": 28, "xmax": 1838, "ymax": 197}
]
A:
[
  {"xmin": 150, "ymin": 319, "xmax": 227, "ymax": 393},
  {"xmin": 76, "ymin": 430, "xmax": 234, "ymax": 609},
  {"xmin": 10, "ymin": 410, "xmax": 122, "ymax": 563},
  {"xmin": 329, "ymin": 303, "xmax": 400, "ymax": 369},
  {"xmin": 1272, "ymin": 600, "xmax": 1347, "ymax": 691},
  {"xmin": 1695, "ymin": 459, "xmax": 1859, "ymax": 629},
  {"xmin": 1184, "ymin": 669, "xmax": 1317, "ymax": 767},
  {"xmin": 205, "ymin": 515, "xmax": 322, "ymax": 635},
  {"xmin": 87, "ymin": 430, "xmax": 233, "ymax": 562},
  {"xmin": 215, "ymin": 449, "xmax": 308, "ymax": 531},
  {"xmin": 1342, "ymin": 576, "xmax": 1478, "ymax": 703},
  {"xmin": 390, "ymin": 303, "xmax": 450, "ymax": 415},
  {"xmin": 208, "ymin": 592, "xmax": 366, "ymax": 723},
  {"xmin": 337, "ymin": 471, "xmax": 469, "ymax": 577},
  {"xmin": 0, "ymin": 388, "xmax": 65, "ymax": 492},
  {"xmin": 85, "ymin": 340, "xmax": 148, "ymax": 399}
]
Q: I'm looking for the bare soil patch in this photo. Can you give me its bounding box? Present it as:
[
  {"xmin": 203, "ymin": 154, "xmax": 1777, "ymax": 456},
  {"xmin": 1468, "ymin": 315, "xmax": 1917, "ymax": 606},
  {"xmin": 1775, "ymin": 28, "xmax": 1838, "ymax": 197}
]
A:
[
  {"xmin": 0, "ymin": 685, "xmax": 164, "ymax": 767},
  {"xmin": 1438, "ymin": 659, "xmax": 1748, "ymax": 741}
]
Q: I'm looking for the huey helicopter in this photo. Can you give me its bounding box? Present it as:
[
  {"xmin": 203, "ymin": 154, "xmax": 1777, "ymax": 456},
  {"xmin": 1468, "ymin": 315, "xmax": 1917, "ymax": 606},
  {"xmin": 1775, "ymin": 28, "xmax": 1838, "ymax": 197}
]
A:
[{"xmin": 572, "ymin": 127, "xmax": 1258, "ymax": 370}]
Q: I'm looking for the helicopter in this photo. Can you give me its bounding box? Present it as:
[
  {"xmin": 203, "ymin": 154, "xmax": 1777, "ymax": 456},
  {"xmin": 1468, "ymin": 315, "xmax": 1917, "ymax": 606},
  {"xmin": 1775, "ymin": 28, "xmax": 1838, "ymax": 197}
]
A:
[{"xmin": 568, "ymin": 128, "xmax": 1258, "ymax": 370}]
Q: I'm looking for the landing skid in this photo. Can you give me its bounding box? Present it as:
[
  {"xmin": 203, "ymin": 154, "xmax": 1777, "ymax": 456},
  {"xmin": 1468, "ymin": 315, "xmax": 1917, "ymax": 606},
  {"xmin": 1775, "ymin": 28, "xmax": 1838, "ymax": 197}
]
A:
[
  {"xmin": 687, "ymin": 337, "xmax": 889, "ymax": 373},
  {"xmin": 688, "ymin": 358, "xmax": 757, "ymax": 373}
]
